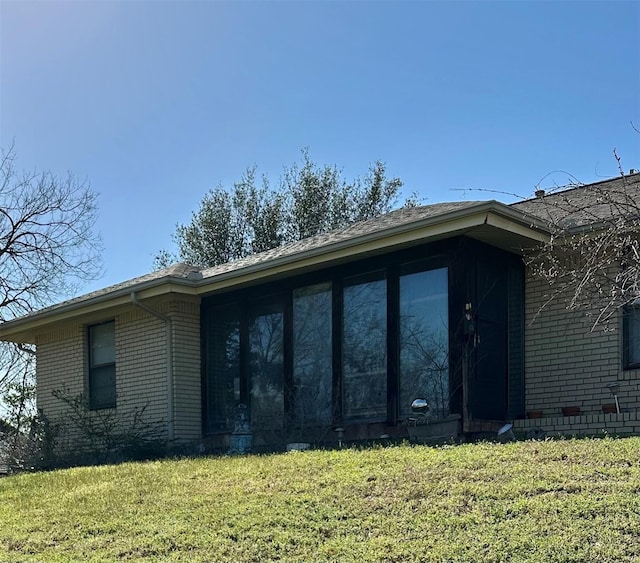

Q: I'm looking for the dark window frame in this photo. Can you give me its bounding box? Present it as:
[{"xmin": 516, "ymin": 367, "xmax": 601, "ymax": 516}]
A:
[
  {"xmin": 342, "ymin": 269, "xmax": 388, "ymax": 423},
  {"xmin": 623, "ymin": 304, "xmax": 640, "ymax": 370},
  {"xmin": 201, "ymin": 236, "xmax": 525, "ymax": 435},
  {"xmin": 201, "ymin": 245, "xmax": 454, "ymax": 434},
  {"xmin": 88, "ymin": 321, "xmax": 116, "ymax": 410}
]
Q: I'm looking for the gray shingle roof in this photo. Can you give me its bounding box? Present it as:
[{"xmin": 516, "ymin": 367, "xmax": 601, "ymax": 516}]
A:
[
  {"xmin": 197, "ymin": 201, "xmax": 486, "ymax": 280},
  {"xmin": 4, "ymin": 262, "xmax": 202, "ymax": 323},
  {"xmin": 1, "ymin": 201, "xmax": 489, "ymax": 328},
  {"xmin": 3, "ymin": 172, "xmax": 638, "ymax": 334},
  {"xmin": 511, "ymin": 173, "xmax": 640, "ymax": 228}
]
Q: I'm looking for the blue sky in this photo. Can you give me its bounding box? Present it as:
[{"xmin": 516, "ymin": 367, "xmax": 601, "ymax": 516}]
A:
[{"xmin": 1, "ymin": 0, "xmax": 639, "ymax": 296}]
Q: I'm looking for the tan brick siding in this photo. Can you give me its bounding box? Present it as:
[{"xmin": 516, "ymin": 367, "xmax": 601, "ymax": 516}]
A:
[
  {"xmin": 169, "ymin": 297, "xmax": 202, "ymax": 442},
  {"xmin": 36, "ymin": 325, "xmax": 85, "ymax": 423},
  {"xmin": 34, "ymin": 296, "xmax": 203, "ymax": 451},
  {"xmin": 117, "ymin": 307, "xmax": 168, "ymax": 431},
  {"xmin": 514, "ymin": 411, "xmax": 640, "ymax": 437},
  {"xmin": 524, "ymin": 271, "xmax": 640, "ymax": 419}
]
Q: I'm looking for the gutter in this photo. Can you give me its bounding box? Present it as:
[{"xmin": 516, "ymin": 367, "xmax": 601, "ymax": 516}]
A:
[
  {"xmin": 130, "ymin": 292, "xmax": 174, "ymax": 442},
  {"xmin": 0, "ymin": 201, "xmax": 551, "ymax": 340},
  {"xmin": 190, "ymin": 203, "xmax": 551, "ymax": 290},
  {"xmin": 0, "ymin": 277, "xmax": 196, "ymax": 339}
]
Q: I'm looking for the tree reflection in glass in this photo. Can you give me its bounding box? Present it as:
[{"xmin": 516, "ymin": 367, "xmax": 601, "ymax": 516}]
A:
[
  {"xmin": 292, "ymin": 283, "xmax": 333, "ymax": 428},
  {"xmin": 399, "ymin": 267, "xmax": 449, "ymax": 419},
  {"xmin": 249, "ymin": 300, "xmax": 284, "ymax": 432},
  {"xmin": 207, "ymin": 305, "xmax": 240, "ymax": 432},
  {"xmin": 343, "ymin": 274, "xmax": 387, "ymax": 421}
]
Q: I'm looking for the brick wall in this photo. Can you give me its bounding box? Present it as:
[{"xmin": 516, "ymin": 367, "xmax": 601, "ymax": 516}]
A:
[
  {"xmin": 523, "ymin": 270, "xmax": 640, "ymax": 431},
  {"xmin": 169, "ymin": 296, "xmax": 201, "ymax": 442},
  {"xmin": 116, "ymin": 306, "xmax": 168, "ymax": 431},
  {"xmin": 36, "ymin": 325, "xmax": 85, "ymax": 425},
  {"xmin": 35, "ymin": 294, "xmax": 203, "ymax": 452},
  {"xmin": 515, "ymin": 411, "xmax": 640, "ymax": 437}
]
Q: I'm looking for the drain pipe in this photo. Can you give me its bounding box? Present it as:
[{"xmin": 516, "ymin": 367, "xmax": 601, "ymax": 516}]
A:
[{"xmin": 130, "ymin": 292, "xmax": 174, "ymax": 442}]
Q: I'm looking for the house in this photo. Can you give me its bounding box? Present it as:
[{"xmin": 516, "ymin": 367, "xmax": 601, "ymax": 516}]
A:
[{"xmin": 1, "ymin": 173, "xmax": 639, "ymax": 456}]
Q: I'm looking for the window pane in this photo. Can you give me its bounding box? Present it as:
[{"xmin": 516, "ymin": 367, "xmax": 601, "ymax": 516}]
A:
[
  {"xmin": 89, "ymin": 322, "xmax": 116, "ymax": 410},
  {"xmin": 343, "ymin": 275, "xmax": 387, "ymax": 421},
  {"xmin": 249, "ymin": 299, "xmax": 284, "ymax": 432},
  {"xmin": 206, "ymin": 306, "xmax": 240, "ymax": 432},
  {"xmin": 89, "ymin": 364, "xmax": 116, "ymax": 409},
  {"xmin": 399, "ymin": 267, "xmax": 449, "ymax": 418},
  {"xmin": 627, "ymin": 306, "xmax": 640, "ymax": 368},
  {"xmin": 293, "ymin": 283, "xmax": 332, "ymax": 427},
  {"xmin": 90, "ymin": 322, "xmax": 115, "ymax": 366}
]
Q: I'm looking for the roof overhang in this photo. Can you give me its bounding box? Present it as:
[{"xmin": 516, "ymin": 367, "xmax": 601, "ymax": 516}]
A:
[
  {"xmin": 0, "ymin": 201, "xmax": 548, "ymax": 344},
  {"xmin": 192, "ymin": 202, "xmax": 549, "ymax": 294}
]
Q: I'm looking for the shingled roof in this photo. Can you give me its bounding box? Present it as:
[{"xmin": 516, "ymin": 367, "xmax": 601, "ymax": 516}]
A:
[
  {"xmin": 8, "ymin": 262, "xmax": 203, "ymax": 322},
  {"xmin": 1, "ymin": 199, "xmax": 546, "ymax": 340},
  {"xmin": 196, "ymin": 201, "xmax": 486, "ymax": 280},
  {"xmin": 2, "ymin": 172, "xmax": 637, "ymax": 340},
  {"xmin": 511, "ymin": 172, "xmax": 640, "ymax": 229}
]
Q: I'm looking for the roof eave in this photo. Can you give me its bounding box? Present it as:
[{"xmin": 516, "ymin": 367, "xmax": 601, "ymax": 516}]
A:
[
  {"xmin": 0, "ymin": 201, "xmax": 549, "ymax": 342},
  {"xmin": 192, "ymin": 202, "xmax": 550, "ymax": 295},
  {"xmin": 0, "ymin": 278, "xmax": 197, "ymax": 342}
]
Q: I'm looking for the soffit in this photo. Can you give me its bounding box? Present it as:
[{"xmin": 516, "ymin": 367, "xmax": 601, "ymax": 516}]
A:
[{"xmin": 0, "ymin": 202, "xmax": 547, "ymax": 343}]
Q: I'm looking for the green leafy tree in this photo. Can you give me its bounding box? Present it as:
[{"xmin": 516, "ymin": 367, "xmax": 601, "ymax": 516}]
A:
[{"xmin": 156, "ymin": 149, "xmax": 414, "ymax": 269}]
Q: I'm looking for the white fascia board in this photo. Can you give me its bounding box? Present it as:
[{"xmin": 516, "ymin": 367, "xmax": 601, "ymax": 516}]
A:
[
  {"xmin": 193, "ymin": 205, "xmax": 548, "ymax": 294},
  {"xmin": 0, "ymin": 202, "xmax": 547, "ymax": 341},
  {"xmin": 0, "ymin": 278, "xmax": 196, "ymax": 342},
  {"xmin": 484, "ymin": 212, "xmax": 550, "ymax": 243}
]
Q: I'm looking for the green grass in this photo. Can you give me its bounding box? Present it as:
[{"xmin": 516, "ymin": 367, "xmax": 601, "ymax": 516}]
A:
[{"xmin": 2, "ymin": 437, "xmax": 640, "ymax": 562}]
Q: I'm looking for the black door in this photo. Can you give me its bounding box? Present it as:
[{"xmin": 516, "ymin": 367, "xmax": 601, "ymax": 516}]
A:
[{"xmin": 470, "ymin": 257, "xmax": 508, "ymax": 420}]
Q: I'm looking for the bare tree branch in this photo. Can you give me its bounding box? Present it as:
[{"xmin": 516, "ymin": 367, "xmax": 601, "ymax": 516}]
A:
[
  {"xmin": 0, "ymin": 143, "xmax": 102, "ymax": 322},
  {"xmin": 523, "ymin": 172, "xmax": 640, "ymax": 330},
  {"xmin": 0, "ymin": 143, "xmax": 102, "ymax": 409}
]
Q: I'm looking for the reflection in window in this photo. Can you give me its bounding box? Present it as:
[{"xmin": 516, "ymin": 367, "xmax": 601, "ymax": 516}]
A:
[
  {"xmin": 249, "ymin": 299, "xmax": 284, "ymax": 432},
  {"xmin": 293, "ymin": 283, "xmax": 333, "ymax": 427},
  {"xmin": 343, "ymin": 274, "xmax": 387, "ymax": 421},
  {"xmin": 206, "ymin": 305, "xmax": 240, "ymax": 432},
  {"xmin": 399, "ymin": 267, "xmax": 449, "ymax": 419},
  {"xmin": 624, "ymin": 305, "xmax": 640, "ymax": 369},
  {"xmin": 88, "ymin": 321, "xmax": 116, "ymax": 410}
]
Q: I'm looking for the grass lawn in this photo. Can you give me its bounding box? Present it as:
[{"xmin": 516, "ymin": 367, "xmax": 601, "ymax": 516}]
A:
[{"xmin": 1, "ymin": 437, "xmax": 640, "ymax": 562}]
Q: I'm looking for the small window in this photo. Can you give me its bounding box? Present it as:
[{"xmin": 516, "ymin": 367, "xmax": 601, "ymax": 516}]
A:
[
  {"xmin": 88, "ymin": 321, "xmax": 116, "ymax": 409},
  {"xmin": 623, "ymin": 306, "xmax": 640, "ymax": 370}
]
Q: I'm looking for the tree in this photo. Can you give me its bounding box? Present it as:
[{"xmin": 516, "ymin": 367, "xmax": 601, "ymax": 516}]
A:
[
  {"xmin": 0, "ymin": 144, "xmax": 101, "ymax": 465},
  {"xmin": 525, "ymin": 169, "xmax": 640, "ymax": 329},
  {"xmin": 156, "ymin": 149, "xmax": 414, "ymax": 269},
  {"xmin": 0, "ymin": 144, "xmax": 101, "ymax": 321}
]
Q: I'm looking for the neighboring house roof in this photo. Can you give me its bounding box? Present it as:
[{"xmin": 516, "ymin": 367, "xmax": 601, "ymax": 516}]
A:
[{"xmin": 6, "ymin": 172, "xmax": 638, "ymax": 343}]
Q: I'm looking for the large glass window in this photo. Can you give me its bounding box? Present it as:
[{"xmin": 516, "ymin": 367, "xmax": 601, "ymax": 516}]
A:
[
  {"xmin": 624, "ymin": 305, "xmax": 640, "ymax": 370},
  {"xmin": 88, "ymin": 321, "xmax": 116, "ymax": 410},
  {"xmin": 399, "ymin": 267, "xmax": 449, "ymax": 419},
  {"xmin": 292, "ymin": 283, "xmax": 333, "ymax": 427},
  {"xmin": 343, "ymin": 273, "xmax": 387, "ymax": 421},
  {"xmin": 249, "ymin": 299, "xmax": 284, "ymax": 432},
  {"xmin": 205, "ymin": 305, "xmax": 240, "ymax": 432}
]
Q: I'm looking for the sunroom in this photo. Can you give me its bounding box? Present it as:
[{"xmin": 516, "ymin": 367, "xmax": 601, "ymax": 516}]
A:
[{"xmin": 199, "ymin": 203, "xmax": 546, "ymax": 449}]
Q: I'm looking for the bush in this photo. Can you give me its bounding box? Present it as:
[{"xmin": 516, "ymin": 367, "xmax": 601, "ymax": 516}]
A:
[{"xmin": 51, "ymin": 388, "xmax": 166, "ymax": 467}]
